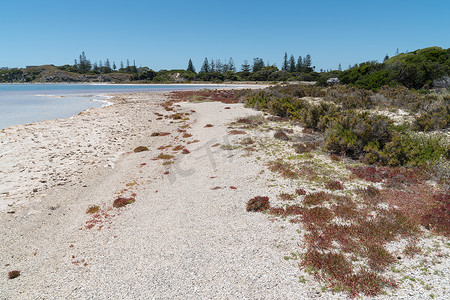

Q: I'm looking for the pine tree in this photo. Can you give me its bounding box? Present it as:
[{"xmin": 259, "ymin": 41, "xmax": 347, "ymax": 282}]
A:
[
  {"xmin": 113, "ymin": 62, "xmax": 117, "ymax": 70},
  {"xmin": 241, "ymin": 60, "xmax": 250, "ymax": 72},
  {"xmin": 282, "ymin": 52, "xmax": 288, "ymax": 71},
  {"xmin": 210, "ymin": 59, "xmax": 215, "ymax": 73},
  {"xmin": 228, "ymin": 57, "xmax": 236, "ymax": 72},
  {"xmin": 187, "ymin": 59, "xmax": 196, "ymax": 73},
  {"xmin": 216, "ymin": 59, "xmax": 223, "ymax": 73},
  {"xmin": 303, "ymin": 54, "xmax": 312, "ymax": 72},
  {"xmin": 296, "ymin": 56, "xmax": 303, "ymax": 72},
  {"xmin": 120, "ymin": 61, "xmax": 124, "ymax": 69},
  {"xmin": 105, "ymin": 59, "xmax": 111, "ymax": 69},
  {"xmin": 383, "ymin": 54, "xmax": 389, "ymax": 62},
  {"xmin": 289, "ymin": 55, "xmax": 296, "ymax": 72},
  {"xmin": 78, "ymin": 51, "xmax": 91, "ymax": 73},
  {"xmin": 252, "ymin": 58, "xmax": 265, "ymax": 72},
  {"xmin": 200, "ymin": 58, "xmax": 209, "ymax": 73},
  {"xmin": 338, "ymin": 63, "xmax": 342, "ymax": 71}
]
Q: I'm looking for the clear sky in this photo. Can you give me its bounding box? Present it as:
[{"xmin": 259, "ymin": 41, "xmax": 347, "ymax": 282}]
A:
[{"xmin": 1, "ymin": 0, "xmax": 449, "ymax": 71}]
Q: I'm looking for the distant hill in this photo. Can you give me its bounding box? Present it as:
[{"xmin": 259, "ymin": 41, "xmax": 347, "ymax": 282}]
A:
[
  {"xmin": 0, "ymin": 65, "xmax": 133, "ymax": 83},
  {"xmin": 340, "ymin": 46, "xmax": 450, "ymax": 90}
]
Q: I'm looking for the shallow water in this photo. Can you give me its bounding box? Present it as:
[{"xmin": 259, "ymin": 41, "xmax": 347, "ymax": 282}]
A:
[{"xmin": 0, "ymin": 84, "xmax": 222, "ymax": 129}]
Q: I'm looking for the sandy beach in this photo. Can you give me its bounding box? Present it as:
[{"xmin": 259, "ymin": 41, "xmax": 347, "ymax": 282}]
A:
[
  {"xmin": 1, "ymin": 90, "xmax": 448, "ymax": 299},
  {"xmin": 0, "ymin": 90, "xmax": 311, "ymax": 299}
]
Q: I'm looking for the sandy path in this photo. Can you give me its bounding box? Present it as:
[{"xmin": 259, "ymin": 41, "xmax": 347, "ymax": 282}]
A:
[{"xmin": 0, "ymin": 92, "xmax": 314, "ymax": 299}]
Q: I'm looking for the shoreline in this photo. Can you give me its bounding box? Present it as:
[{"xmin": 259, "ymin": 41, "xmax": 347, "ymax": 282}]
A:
[{"xmin": 0, "ymin": 83, "xmax": 269, "ymax": 130}]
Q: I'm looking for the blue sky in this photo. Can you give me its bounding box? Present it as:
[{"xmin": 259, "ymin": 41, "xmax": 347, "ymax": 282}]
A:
[{"xmin": 1, "ymin": 0, "xmax": 449, "ymax": 71}]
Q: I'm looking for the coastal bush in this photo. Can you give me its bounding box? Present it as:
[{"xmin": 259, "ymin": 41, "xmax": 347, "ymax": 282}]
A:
[{"xmin": 413, "ymin": 103, "xmax": 450, "ymax": 131}]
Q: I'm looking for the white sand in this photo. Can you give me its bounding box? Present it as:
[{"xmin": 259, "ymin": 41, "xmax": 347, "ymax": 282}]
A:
[{"xmin": 0, "ymin": 91, "xmax": 317, "ymax": 299}]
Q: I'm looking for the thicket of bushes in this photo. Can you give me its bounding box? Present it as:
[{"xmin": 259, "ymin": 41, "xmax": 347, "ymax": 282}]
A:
[
  {"xmin": 244, "ymin": 84, "xmax": 449, "ymax": 167},
  {"xmin": 339, "ymin": 47, "xmax": 450, "ymax": 90}
]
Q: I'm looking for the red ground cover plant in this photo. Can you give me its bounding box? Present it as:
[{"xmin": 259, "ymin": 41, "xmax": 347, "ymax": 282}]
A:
[
  {"xmin": 279, "ymin": 193, "xmax": 295, "ymax": 201},
  {"xmin": 295, "ymin": 188, "xmax": 307, "ymax": 195},
  {"xmin": 228, "ymin": 130, "xmax": 247, "ymax": 135},
  {"xmin": 113, "ymin": 197, "xmax": 136, "ymax": 208},
  {"xmin": 151, "ymin": 132, "xmax": 170, "ymax": 137},
  {"xmin": 246, "ymin": 196, "xmax": 270, "ymax": 212},
  {"xmin": 8, "ymin": 270, "xmax": 21, "ymax": 279},
  {"xmin": 274, "ymin": 130, "xmax": 290, "ymax": 141},
  {"xmin": 325, "ymin": 180, "xmax": 344, "ymax": 190},
  {"xmin": 169, "ymin": 90, "xmax": 242, "ymax": 104},
  {"xmin": 263, "ymin": 184, "xmax": 429, "ymax": 296},
  {"xmin": 266, "ymin": 161, "xmax": 298, "ymax": 179}
]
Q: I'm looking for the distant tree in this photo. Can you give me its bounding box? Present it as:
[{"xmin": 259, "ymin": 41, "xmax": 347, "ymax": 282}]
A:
[
  {"xmin": 120, "ymin": 61, "xmax": 124, "ymax": 69},
  {"xmin": 395, "ymin": 48, "xmax": 399, "ymax": 55},
  {"xmin": 126, "ymin": 59, "xmax": 130, "ymax": 68},
  {"xmin": 216, "ymin": 59, "xmax": 223, "ymax": 73},
  {"xmin": 187, "ymin": 59, "xmax": 196, "ymax": 73},
  {"xmin": 303, "ymin": 54, "xmax": 312, "ymax": 72},
  {"xmin": 282, "ymin": 52, "xmax": 288, "ymax": 71},
  {"xmin": 383, "ymin": 54, "xmax": 389, "ymax": 62},
  {"xmin": 228, "ymin": 57, "xmax": 236, "ymax": 72},
  {"xmin": 112, "ymin": 61, "xmax": 116, "ymax": 70},
  {"xmin": 99, "ymin": 60, "xmax": 103, "ymax": 68},
  {"xmin": 289, "ymin": 55, "xmax": 296, "ymax": 72},
  {"xmin": 78, "ymin": 51, "xmax": 91, "ymax": 73},
  {"xmin": 338, "ymin": 63, "xmax": 342, "ymax": 71},
  {"xmin": 133, "ymin": 60, "xmax": 136, "ymax": 67},
  {"xmin": 92, "ymin": 62, "xmax": 99, "ymax": 73},
  {"xmin": 200, "ymin": 58, "xmax": 209, "ymax": 73},
  {"xmin": 252, "ymin": 58, "xmax": 265, "ymax": 72},
  {"xmin": 241, "ymin": 60, "xmax": 250, "ymax": 72},
  {"xmin": 105, "ymin": 59, "xmax": 111, "ymax": 69},
  {"xmin": 296, "ymin": 56, "xmax": 303, "ymax": 72},
  {"xmin": 210, "ymin": 59, "xmax": 216, "ymax": 73}
]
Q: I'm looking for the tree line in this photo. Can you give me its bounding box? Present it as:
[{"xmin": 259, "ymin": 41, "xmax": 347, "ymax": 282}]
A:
[{"xmin": 58, "ymin": 52, "xmax": 139, "ymax": 74}]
